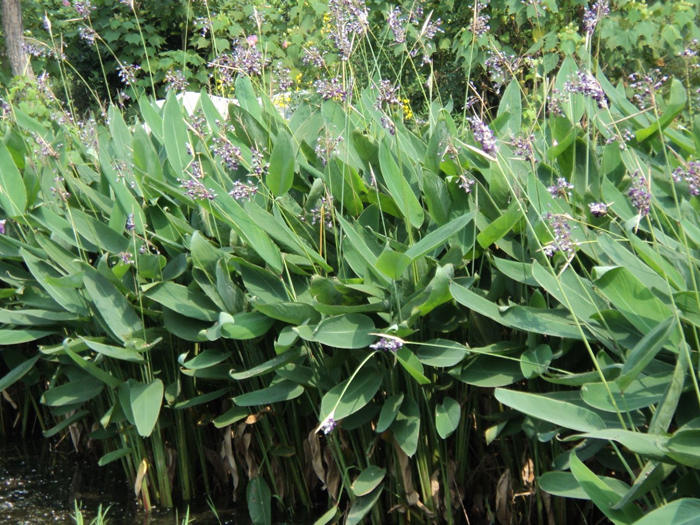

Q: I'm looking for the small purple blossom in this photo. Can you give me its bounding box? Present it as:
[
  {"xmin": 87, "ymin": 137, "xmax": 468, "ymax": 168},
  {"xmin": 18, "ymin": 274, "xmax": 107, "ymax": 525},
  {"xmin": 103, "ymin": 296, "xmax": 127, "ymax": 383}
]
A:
[
  {"xmin": 380, "ymin": 115, "xmax": 396, "ymax": 135},
  {"xmin": 229, "ymin": 180, "xmax": 258, "ymax": 201},
  {"xmin": 212, "ymin": 136, "xmax": 242, "ymax": 172},
  {"xmin": 250, "ymin": 147, "xmax": 269, "ymax": 177},
  {"xmin": 301, "ymin": 46, "xmax": 325, "ymax": 69},
  {"xmin": 308, "ymin": 196, "xmax": 334, "ymax": 228},
  {"xmin": 179, "ymin": 177, "xmax": 217, "ymax": 201},
  {"xmin": 468, "ymin": 116, "xmax": 498, "ymax": 156},
  {"xmin": 118, "ymin": 251, "xmax": 134, "ymax": 265},
  {"xmin": 165, "ymin": 70, "xmax": 188, "ymax": 92},
  {"xmin": 370, "ymin": 336, "xmax": 404, "ymax": 352},
  {"xmin": 72, "ymin": 0, "xmax": 94, "ymax": 18},
  {"xmin": 627, "ymin": 171, "xmax": 651, "ymax": 216},
  {"xmin": 0, "ymin": 219, "xmax": 6, "ymax": 235},
  {"xmin": 672, "ymin": 161, "xmax": 700, "ymax": 197},
  {"xmin": 471, "ymin": 1, "xmax": 490, "ymax": 37},
  {"xmin": 314, "ymin": 77, "xmax": 347, "ymax": 102},
  {"xmin": 126, "ymin": 213, "xmax": 135, "ymax": 232},
  {"xmin": 375, "ymin": 80, "xmax": 400, "ymax": 110},
  {"xmin": 117, "ymin": 64, "xmax": 141, "ymax": 86},
  {"xmin": 327, "ymin": 0, "xmax": 370, "ymax": 61},
  {"xmin": 78, "ymin": 26, "xmax": 97, "ymax": 45},
  {"xmin": 315, "ymin": 133, "xmax": 343, "ymax": 166},
  {"xmin": 421, "ymin": 17, "xmax": 443, "ymax": 40},
  {"xmin": 582, "ymin": 0, "xmax": 609, "ymax": 34},
  {"xmin": 320, "ymin": 416, "xmax": 337, "ymax": 435},
  {"xmin": 543, "ymin": 213, "xmax": 575, "ymax": 258},
  {"xmin": 548, "ymin": 177, "xmax": 574, "ymax": 199},
  {"xmin": 628, "ymin": 69, "xmax": 669, "ymax": 110},
  {"xmin": 512, "ymin": 134, "xmax": 535, "ymax": 162},
  {"xmin": 387, "ymin": 7, "xmax": 406, "ymax": 44},
  {"xmin": 458, "ymin": 175, "xmax": 476, "ymax": 193},
  {"xmin": 588, "ymin": 202, "xmax": 608, "ymax": 217},
  {"xmin": 564, "ymin": 71, "xmax": 608, "ymax": 109}
]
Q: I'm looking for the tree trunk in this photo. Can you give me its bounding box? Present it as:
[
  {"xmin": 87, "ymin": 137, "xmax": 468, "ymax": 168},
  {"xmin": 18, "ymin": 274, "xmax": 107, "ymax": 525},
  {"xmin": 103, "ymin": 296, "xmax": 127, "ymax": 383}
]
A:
[{"xmin": 2, "ymin": 0, "xmax": 33, "ymax": 78}]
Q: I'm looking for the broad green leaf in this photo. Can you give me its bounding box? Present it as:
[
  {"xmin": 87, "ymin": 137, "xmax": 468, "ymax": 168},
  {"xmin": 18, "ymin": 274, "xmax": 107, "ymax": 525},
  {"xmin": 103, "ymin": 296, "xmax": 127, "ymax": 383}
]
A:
[
  {"xmin": 539, "ymin": 471, "xmax": 633, "ymax": 500},
  {"xmin": 477, "ymin": 201, "xmax": 522, "ymax": 249},
  {"xmin": 569, "ymin": 429, "xmax": 668, "ymax": 460},
  {"xmin": 173, "ymin": 387, "xmax": 230, "ymax": 409},
  {"xmin": 617, "ymin": 317, "xmax": 675, "ymax": 390},
  {"xmin": 213, "ymin": 406, "xmax": 249, "ymax": 428},
  {"xmin": 612, "ymin": 462, "xmax": 676, "ymax": 510},
  {"xmin": 570, "ymin": 452, "xmax": 642, "ymax": 523},
  {"xmin": 593, "ymin": 267, "xmax": 676, "ymax": 342},
  {"xmin": 497, "ymin": 80, "xmax": 522, "ymax": 136},
  {"xmin": 129, "ymin": 379, "xmax": 164, "ymax": 437},
  {"xmin": 41, "ymin": 377, "xmax": 104, "ymax": 407},
  {"xmin": 190, "ymin": 231, "xmax": 223, "ymax": 276},
  {"xmin": 649, "ymin": 346, "xmax": 686, "ymax": 434},
  {"xmin": 235, "ymin": 76, "xmax": 263, "ymax": 123},
  {"xmin": 21, "ymin": 249, "xmax": 89, "ymax": 315},
  {"xmin": 313, "ymin": 506, "xmax": 338, "ymax": 525},
  {"xmin": 405, "ymin": 212, "xmax": 475, "ymax": 260},
  {"xmin": 43, "ymin": 409, "xmax": 89, "ymax": 438},
  {"xmin": 0, "ymin": 141, "xmax": 27, "ymax": 216},
  {"xmin": 247, "ymin": 477, "xmax": 272, "ymax": 525},
  {"xmin": 346, "ymin": 486, "xmax": 383, "ymax": 525},
  {"xmin": 415, "ymin": 339, "xmax": 468, "ymax": 367},
  {"xmin": 451, "ymin": 356, "xmax": 523, "ymax": 387},
  {"xmin": 520, "ymin": 344, "xmax": 553, "ymax": 378},
  {"xmin": 378, "ymin": 140, "xmax": 424, "ymax": 228},
  {"xmin": 233, "ymin": 380, "xmax": 304, "ymax": 406},
  {"xmin": 145, "ymin": 282, "xmax": 218, "ymax": 322},
  {"xmin": 319, "ymin": 365, "xmax": 382, "ymax": 421},
  {"xmin": 351, "ymin": 465, "xmax": 386, "ymax": 497},
  {"xmin": 666, "ymin": 429, "xmax": 700, "ymax": 468},
  {"xmin": 375, "ymin": 246, "xmax": 411, "ymax": 279},
  {"xmin": 82, "ymin": 338, "xmax": 145, "ymax": 363},
  {"xmin": 0, "ymin": 355, "xmax": 39, "ymax": 391},
  {"xmin": 83, "ymin": 267, "xmax": 141, "ymax": 343},
  {"xmin": 71, "ymin": 208, "xmax": 130, "ymax": 254},
  {"xmin": 0, "ymin": 329, "xmax": 53, "ymax": 345},
  {"xmin": 495, "ymin": 388, "xmax": 606, "ymax": 432},
  {"xmin": 631, "ymin": 499, "xmax": 700, "ymax": 525},
  {"xmin": 219, "ymin": 311, "xmax": 275, "ymax": 340},
  {"xmin": 582, "ymin": 374, "xmax": 669, "ymax": 413},
  {"xmin": 230, "ymin": 348, "xmax": 303, "ymax": 380},
  {"xmin": 435, "ymin": 397, "xmax": 460, "ymax": 439},
  {"xmin": 376, "ymin": 393, "xmax": 403, "ymax": 433},
  {"xmin": 450, "ymin": 281, "xmax": 582, "ymax": 339},
  {"xmin": 267, "ymin": 130, "xmax": 295, "ymax": 196},
  {"xmin": 64, "ymin": 347, "xmax": 121, "ymax": 388},
  {"xmin": 303, "ymin": 314, "xmax": 375, "ymax": 349},
  {"xmin": 391, "ymin": 398, "xmax": 420, "ymax": 457},
  {"xmin": 162, "ymin": 92, "xmax": 190, "ymax": 175},
  {"xmin": 98, "ymin": 447, "xmax": 133, "ymax": 467},
  {"xmin": 396, "ymin": 346, "xmax": 430, "ymax": 384},
  {"xmin": 179, "ymin": 349, "xmax": 230, "ymax": 370}
]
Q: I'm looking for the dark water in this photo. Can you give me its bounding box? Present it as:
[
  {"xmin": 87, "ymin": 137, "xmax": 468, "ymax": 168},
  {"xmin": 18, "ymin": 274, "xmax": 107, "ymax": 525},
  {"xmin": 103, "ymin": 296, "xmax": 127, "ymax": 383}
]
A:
[{"xmin": 0, "ymin": 440, "xmax": 240, "ymax": 524}]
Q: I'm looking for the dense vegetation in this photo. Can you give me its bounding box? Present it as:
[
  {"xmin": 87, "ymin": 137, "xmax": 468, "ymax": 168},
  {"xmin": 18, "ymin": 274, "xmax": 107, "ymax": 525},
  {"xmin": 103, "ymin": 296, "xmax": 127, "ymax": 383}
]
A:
[{"xmin": 1, "ymin": 0, "xmax": 700, "ymax": 523}]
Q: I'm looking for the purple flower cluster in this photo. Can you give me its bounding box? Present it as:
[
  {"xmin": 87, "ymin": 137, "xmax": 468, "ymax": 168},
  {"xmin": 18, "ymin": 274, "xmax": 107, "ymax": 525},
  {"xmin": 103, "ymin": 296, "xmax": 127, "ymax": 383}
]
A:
[
  {"xmin": 484, "ymin": 51, "xmax": 521, "ymax": 92},
  {"xmin": 421, "ymin": 17, "xmax": 443, "ymax": 40},
  {"xmin": 212, "ymin": 135, "xmax": 242, "ymax": 172},
  {"xmin": 380, "ymin": 115, "xmax": 396, "ymax": 136},
  {"xmin": 468, "ymin": 116, "xmax": 498, "ymax": 156},
  {"xmin": 564, "ymin": 71, "xmax": 608, "ymax": 109},
  {"xmin": 0, "ymin": 219, "xmax": 6, "ymax": 235},
  {"xmin": 126, "ymin": 213, "xmax": 135, "ymax": 232},
  {"xmin": 274, "ymin": 63, "xmax": 293, "ymax": 92},
  {"xmin": 72, "ymin": 0, "xmax": 94, "ymax": 19},
  {"xmin": 117, "ymin": 64, "xmax": 141, "ymax": 86},
  {"xmin": 627, "ymin": 171, "xmax": 651, "ymax": 216},
  {"xmin": 542, "ymin": 213, "xmax": 575, "ymax": 258},
  {"xmin": 548, "ymin": 177, "xmax": 574, "ymax": 199},
  {"xmin": 180, "ymin": 179, "xmax": 217, "ymax": 201},
  {"xmin": 375, "ymin": 80, "xmax": 400, "ymax": 110},
  {"xmin": 387, "ymin": 7, "xmax": 406, "ymax": 44},
  {"xmin": 308, "ymin": 196, "xmax": 334, "ymax": 228},
  {"xmin": 78, "ymin": 26, "xmax": 97, "ymax": 45},
  {"xmin": 229, "ymin": 180, "xmax": 258, "ymax": 201},
  {"xmin": 512, "ymin": 134, "xmax": 536, "ymax": 162},
  {"xmin": 314, "ymin": 77, "xmax": 347, "ymax": 102},
  {"xmin": 471, "ymin": 1, "xmax": 491, "ymax": 38},
  {"xmin": 319, "ymin": 416, "xmax": 337, "ymax": 435},
  {"xmin": 672, "ymin": 161, "xmax": 700, "ymax": 197},
  {"xmin": 588, "ymin": 202, "xmax": 608, "ymax": 217},
  {"xmin": 208, "ymin": 40, "xmax": 268, "ymax": 85},
  {"xmin": 628, "ymin": 69, "xmax": 668, "ymax": 110},
  {"xmin": 327, "ymin": 0, "xmax": 370, "ymax": 60},
  {"xmin": 370, "ymin": 336, "xmax": 403, "ymax": 352},
  {"xmin": 458, "ymin": 175, "xmax": 476, "ymax": 194},
  {"xmin": 118, "ymin": 251, "xmax": 134, "ymax": 265},
  {"xmin": 582, "ymin": 0, "xmax": 609, "ymax": 34},
  {"xmin": 302, "ymin": 46, "xmax": 325, "ymax": 69},
  {"xmin": 250, "ymin": 147, "xmax": 269, "ymax": 177},
  {"xmin": 315, "ymin": 133, "xmax": 344, "ymax": 166},
  {"xmin": 165, "ymin": 70, "xmax": 188, "ymax": 92}
]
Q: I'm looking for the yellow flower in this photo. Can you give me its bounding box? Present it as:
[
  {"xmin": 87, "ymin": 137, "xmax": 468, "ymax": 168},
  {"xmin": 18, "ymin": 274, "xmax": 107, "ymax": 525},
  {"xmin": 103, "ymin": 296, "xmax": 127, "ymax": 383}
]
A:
[{"xmin": 401, "ymin": 97, "xmax": 413, "ymax": 120}]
